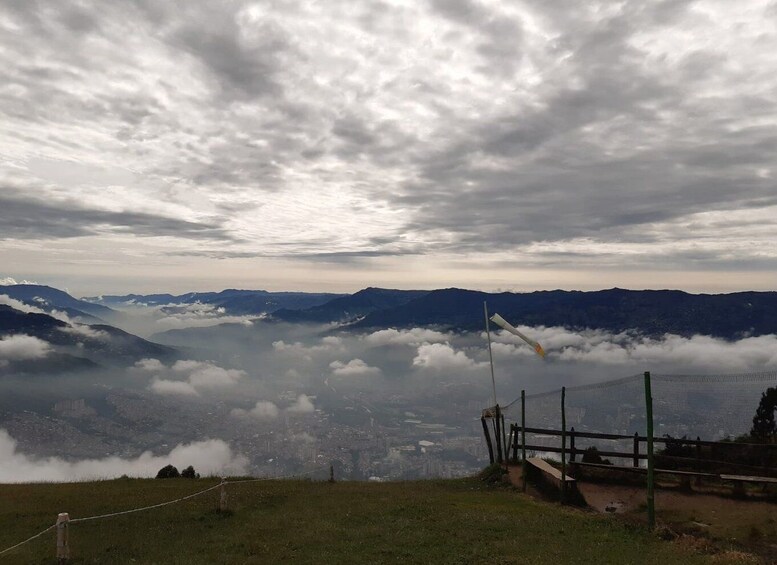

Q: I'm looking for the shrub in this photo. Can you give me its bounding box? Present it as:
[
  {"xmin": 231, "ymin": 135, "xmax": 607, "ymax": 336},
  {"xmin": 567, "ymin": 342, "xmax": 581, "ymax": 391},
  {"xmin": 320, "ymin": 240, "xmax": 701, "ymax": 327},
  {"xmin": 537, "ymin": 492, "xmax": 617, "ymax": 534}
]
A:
[
  {"xmin": 156, "ymin": 464, "xmax": 180, "ymax": 479},
  {"xmin": 181, "ymin": 465, "xmax": 197, "ymax": 479}
]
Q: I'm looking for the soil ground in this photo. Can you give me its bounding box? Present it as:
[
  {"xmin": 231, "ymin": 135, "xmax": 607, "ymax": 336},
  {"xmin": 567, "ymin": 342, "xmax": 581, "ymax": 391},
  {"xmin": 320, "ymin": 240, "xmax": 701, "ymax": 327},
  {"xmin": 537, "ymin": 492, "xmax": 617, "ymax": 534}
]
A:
[{"xmin": 507, "ymin": 463, "xmax": 777, "ymax": 563}]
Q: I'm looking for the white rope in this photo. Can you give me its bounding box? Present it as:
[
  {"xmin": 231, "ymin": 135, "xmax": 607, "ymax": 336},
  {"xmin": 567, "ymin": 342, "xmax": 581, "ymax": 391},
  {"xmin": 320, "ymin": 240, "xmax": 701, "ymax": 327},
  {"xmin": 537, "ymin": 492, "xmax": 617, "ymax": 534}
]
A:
[
  {"xmin": 0, "ymin": 468, "xmax": 323, "ymax": 556},
  {"xmin": 0, "ymin": 524, "xmax": 55, "ymax": 557},
  {"xmin": 69, "ymin": 482, "xmax": 223, "ymax": 523}
]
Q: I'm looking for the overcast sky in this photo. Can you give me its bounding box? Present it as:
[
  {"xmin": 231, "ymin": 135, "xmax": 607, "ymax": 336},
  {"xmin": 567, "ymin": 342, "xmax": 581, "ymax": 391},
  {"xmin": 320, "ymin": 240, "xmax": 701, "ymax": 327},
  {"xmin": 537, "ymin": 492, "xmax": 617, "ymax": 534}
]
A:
[{"xmin": 1, "ymin": 0, "xmax": 776, "ymax": 295}]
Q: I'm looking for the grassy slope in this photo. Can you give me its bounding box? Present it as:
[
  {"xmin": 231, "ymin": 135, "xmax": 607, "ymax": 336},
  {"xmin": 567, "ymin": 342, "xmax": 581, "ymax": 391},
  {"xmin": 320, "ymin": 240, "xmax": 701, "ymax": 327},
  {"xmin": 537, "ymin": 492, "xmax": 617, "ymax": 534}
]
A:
[{"xmin": 0, "ymin": 477, "xmax": 748, "ymax": 564}]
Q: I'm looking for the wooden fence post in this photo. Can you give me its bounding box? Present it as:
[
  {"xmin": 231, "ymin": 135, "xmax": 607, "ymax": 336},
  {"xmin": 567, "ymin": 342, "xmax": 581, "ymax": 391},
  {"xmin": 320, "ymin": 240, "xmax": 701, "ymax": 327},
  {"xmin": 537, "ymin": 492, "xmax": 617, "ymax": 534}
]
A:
[
  {"xmin": 644, "ymin": 371, "xmax": 655, "ymax": 529},
  {"xmin": 494, "ymin": 405, "xmax": 503, "ymax": 464},
  {"xmin": 633, "ymin": 432, "xmax": 640, "ymax": 468},
  {"xmin": 481, "ymin": 416, "xmax": 495, "ymax": 464},
  {"xmin": 219, "ymin": 478, "xmax": 228, "ymax": 512},
  {"xmin": 329, "ymin": 464, "xmax": 335, "ymax": 483},
  {"xmin": 569, "ymin": 427, "xmax": 576, "ymax": 463},
  {"xmin": 521, "ymin": 390, "xmax": 527, "ymax": 492},
  {"xmin": 695, "ymin": 436, "xmax": 702, "ymax": 487},
  {"xmin": 56, "ymin": 512, "xmax": 69, "ymax": 564},
  {"xmin": 561, "ymin": 387, "xmax": 567, "ymax": 504}
]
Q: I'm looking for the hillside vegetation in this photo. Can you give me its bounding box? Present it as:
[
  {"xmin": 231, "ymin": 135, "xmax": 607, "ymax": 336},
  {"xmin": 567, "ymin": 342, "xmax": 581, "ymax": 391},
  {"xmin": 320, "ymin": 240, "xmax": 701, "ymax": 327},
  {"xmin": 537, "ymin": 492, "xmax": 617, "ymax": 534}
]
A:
[{"xmin": 0, "ymin": 477, "xmax": 753, "ymax": 564}]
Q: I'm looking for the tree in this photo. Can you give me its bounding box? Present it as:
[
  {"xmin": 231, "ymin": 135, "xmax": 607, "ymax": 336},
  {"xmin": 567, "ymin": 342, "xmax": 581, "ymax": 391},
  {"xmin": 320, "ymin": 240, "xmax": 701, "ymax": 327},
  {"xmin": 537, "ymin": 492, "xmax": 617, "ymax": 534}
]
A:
[
  {"xmin": 750, "ymin": 387, "xmax": 777, "ymax": 442},
  {"xmin": 181, "ymin": 465, "xmax": 197, "ymax": 479},
  {"xmin": 156, "ymin": 464, "xmax": 180, "ymax": 479}
]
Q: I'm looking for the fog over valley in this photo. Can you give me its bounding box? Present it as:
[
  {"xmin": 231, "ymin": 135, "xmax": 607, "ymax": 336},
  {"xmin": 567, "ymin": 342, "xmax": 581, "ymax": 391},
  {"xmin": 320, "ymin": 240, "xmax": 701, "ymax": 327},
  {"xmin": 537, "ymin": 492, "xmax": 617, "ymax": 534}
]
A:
[{"xmin": 1, "ymin": 281, "xmax": 776, "ymax": 482}]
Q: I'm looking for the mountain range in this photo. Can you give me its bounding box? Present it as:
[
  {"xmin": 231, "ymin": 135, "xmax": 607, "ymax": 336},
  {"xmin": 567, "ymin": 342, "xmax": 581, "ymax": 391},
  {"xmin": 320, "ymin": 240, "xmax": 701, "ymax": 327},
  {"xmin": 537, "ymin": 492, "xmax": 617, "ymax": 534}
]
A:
[
  {"xmin": 271, "ymin": 287, "xmax": 777, "ymax": 339},
  {"xmin": 83, "ymin": 288, "xmax": 345, "ymax": 316}
]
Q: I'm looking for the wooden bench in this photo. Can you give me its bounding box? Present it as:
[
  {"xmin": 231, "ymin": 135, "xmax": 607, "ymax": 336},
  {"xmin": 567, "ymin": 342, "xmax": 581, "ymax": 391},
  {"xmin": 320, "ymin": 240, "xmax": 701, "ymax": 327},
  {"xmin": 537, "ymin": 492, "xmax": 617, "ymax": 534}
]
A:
[{"xmin": 526, "ymin": 457, "xmax": 576, "ymax": 490}]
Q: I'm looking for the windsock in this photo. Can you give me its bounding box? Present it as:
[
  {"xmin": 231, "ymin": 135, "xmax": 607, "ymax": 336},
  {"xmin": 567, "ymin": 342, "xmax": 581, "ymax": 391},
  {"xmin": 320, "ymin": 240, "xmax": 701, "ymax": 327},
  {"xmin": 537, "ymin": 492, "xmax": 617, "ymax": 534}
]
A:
[{"xmin": 489, "ymin": 313, "xmax": 546, "ymax": 359}]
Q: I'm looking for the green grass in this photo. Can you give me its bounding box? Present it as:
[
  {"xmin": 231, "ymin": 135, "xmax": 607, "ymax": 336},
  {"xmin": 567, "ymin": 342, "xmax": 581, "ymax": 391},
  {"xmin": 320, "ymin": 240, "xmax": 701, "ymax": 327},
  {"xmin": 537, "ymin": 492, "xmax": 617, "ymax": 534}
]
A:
[{"xmin": 0, "ymin": 477, "xmax": 749, "ymax": 564}]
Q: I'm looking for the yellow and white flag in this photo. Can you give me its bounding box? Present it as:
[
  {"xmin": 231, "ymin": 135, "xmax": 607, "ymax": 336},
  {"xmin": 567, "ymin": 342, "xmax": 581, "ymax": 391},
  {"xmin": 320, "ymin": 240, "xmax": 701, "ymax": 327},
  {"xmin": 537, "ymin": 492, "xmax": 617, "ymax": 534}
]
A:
[{"xmin": 489, "ymin": 313, "xmax": 546, "ymax": 359}]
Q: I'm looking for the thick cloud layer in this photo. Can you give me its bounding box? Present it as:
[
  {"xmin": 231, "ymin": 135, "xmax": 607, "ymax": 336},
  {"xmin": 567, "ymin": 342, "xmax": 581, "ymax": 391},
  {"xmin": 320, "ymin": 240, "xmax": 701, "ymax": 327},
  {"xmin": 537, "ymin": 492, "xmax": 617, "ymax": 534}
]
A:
[
  {"xmin": 0, "ymin": 429, "xmax": 248, "ymax": 482},
  {"xmin": 2, "ymin": 1, "xmax": 776, "ymax": 292}
]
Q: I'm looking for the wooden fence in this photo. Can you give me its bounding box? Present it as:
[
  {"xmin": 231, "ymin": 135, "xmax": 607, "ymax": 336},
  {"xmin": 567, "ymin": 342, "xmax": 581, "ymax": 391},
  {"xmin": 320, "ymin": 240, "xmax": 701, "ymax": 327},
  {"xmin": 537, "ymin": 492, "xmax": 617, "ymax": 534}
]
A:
[{"xmin": 506, "ymin": 425, "xmax": 777, "ymax": 479}]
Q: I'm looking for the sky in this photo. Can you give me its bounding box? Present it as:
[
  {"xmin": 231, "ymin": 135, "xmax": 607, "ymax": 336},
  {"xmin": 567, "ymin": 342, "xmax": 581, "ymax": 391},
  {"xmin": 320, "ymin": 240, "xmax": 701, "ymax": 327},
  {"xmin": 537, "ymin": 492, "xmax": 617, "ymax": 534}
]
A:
[{"xmin": 1, "ymin": 0, "xmax": 776, "ymax": 296}]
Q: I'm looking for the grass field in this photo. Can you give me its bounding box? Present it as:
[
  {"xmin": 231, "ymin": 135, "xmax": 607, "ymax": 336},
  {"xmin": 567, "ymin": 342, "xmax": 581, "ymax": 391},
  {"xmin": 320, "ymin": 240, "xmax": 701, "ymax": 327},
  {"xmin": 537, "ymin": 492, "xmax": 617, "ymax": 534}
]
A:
[{"xmin": 0, "ymin": 476, "xmax": 757, "ymax": 564}]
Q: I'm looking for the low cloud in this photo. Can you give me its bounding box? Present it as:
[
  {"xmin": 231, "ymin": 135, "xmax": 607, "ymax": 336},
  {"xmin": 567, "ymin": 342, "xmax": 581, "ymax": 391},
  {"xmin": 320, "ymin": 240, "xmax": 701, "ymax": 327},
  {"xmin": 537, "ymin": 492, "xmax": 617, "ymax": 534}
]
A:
[
  {"xmin": 489, "ymin": 325, "xmax": 777, "ymax": 371},
  {"xmin": 58, "ymin": 325, "xmax": 109, "ymax": 340},
  {"xmin": 172, "ymin": 360, "xmax": 245, "ymax": 389},
  {"xmin": 137, "ymin": 358, "xmax": 245, "ymax": 396},
  {"xmin": 287, "ymin": 394, "xmax": 315, "ymax": 414},
  {"xmin": 150, "ymin": 379, "xmax": 200, "ymax": 396},
  {"xmin": 0, "ymin": 429, "xmax": 248, "ymax": 482},
  {"xmin": 330, "ymin": 358, "xmax": 381, "ymax": 376},
  {"xmin": 0, "ymin": 334, "xmax": 51, "ymax": 361},
  {"xmin": 364, "ymin": 328, "xmax": 450, "ymax": 347},
  {"xmin": 412, "ymin": 342, "xmax": 485, "ymax": 371},
  {"xmin": 231, "ymin": 401, "xmax": 279, "ymax": 420}
]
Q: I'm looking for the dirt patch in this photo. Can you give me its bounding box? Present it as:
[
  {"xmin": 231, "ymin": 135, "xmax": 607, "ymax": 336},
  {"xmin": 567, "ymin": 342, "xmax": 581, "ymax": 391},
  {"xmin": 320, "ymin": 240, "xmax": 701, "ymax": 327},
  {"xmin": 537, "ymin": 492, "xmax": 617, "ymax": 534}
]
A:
[{"xmin": 507, "ymin": 463, "xmax": 777, "ymax": 563}]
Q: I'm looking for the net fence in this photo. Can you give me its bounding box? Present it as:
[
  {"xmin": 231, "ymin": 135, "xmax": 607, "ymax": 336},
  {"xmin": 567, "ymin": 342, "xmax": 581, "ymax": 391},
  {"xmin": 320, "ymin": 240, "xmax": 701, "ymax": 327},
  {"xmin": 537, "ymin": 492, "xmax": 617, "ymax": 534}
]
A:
[{"xmin": 499, "ymin": 371, "xmax": 777, "ymax": 465}]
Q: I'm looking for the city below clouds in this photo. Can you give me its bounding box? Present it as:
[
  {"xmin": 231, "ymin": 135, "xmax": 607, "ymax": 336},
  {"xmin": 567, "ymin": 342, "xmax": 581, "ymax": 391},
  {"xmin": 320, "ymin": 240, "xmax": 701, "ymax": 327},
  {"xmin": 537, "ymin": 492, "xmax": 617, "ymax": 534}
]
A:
[{"xmin": 1, "ymin": 1, "xmax": 776, "ymax": 294}]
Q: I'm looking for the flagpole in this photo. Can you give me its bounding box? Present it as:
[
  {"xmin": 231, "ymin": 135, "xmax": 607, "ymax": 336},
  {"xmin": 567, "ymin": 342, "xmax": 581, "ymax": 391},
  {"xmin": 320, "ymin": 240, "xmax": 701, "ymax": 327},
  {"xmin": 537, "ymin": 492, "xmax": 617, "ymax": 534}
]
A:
[{"xmin": 484, "ymin": 301, "xmax": 497, "ymax": 410}]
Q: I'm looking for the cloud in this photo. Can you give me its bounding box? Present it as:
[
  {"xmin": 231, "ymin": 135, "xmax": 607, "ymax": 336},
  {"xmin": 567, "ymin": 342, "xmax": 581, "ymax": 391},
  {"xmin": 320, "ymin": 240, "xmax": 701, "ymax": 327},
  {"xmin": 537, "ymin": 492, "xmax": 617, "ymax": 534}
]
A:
[
  {"xmin": 493, "ymin": 324, "xmax": 777, "ymax": 371},
  {"xmin": 329, "ymin": 358, "xmax": 381, "ymax": 377},
  {"xmin": 152, "ymin": 302, "xmax": 256, "ymax": 331},
  {"xmin": 0, "ymin": 294, "xmax": 46, "ymax": 315},
  {"xmin": 134, "ymin": 358, "xmax": 166, "ymax": 372},
  {"xmin": 364, "ymin": 328, "xmax": 450, "ymax": 347},
  {"xmin": 0, "ymin": 429, "xmax": 248, "ymax": 482},
  {"xmin": 58, "ymin": 324, "xmax": 109, "ymax": 340},
  {"xmin": 0, "ymin": 188, "xmax": 233, "ymax": 242},
  {"xmin": 141, "ymin": 358, "xmax": 244, "ymax": 395},
  {"xmin": 0, "ymin": 334, "xmax": 51, "ymax": 361},
  {"xmin": 172, "ymin": 360, "xmax": 245, "ymax": 389},
  {"xmin": 0, "ymin": 277, "xmax": 38, "ymax": 286},
  {"xmin": 231, "ymin": 401, "xmax": 279, "ymax": 420},
  {"xmin": 412, "ymin": 342, "xmax": 485, "ymax": 371},
  {"xmin": 287, "ymin": 394, "xmax": 315, "ymax": 414},
  {"xmin": 149, "ymin": 379, "xmax": 199, "ymax": 397}
]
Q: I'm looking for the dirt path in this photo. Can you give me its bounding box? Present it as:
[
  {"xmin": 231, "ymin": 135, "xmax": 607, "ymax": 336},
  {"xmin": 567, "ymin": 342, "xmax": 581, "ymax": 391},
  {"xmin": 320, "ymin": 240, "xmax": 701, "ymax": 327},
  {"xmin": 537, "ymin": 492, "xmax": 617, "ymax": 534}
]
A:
[{"xmin": 507, "ymin": 464, "xmax": 777, "ymax": 562}]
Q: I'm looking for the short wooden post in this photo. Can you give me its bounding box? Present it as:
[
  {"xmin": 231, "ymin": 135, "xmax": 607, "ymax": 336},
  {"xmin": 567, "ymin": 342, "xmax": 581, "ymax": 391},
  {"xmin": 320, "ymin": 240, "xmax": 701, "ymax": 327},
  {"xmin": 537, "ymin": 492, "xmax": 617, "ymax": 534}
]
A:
[
  {"xmin": 633, "ymin": 432, "xmax": 640, "ymax": 468},
  {"xmin": 569, "ymin": 427, "xmax": 576, "ymax": 463},
  {"xmin": 329, "ymin": 464, "xmax": 335, "ymax": 483},
  {"xmin": 512, "ymin": 424, "xmax": 519, "ymax": 462},
  {"xmin": 219, "ymin": 478, "xmax": 228, "ymax": 512},
  {"xmin": 56, "ymin": 512, "xmax": 69, "ymax": 564}
]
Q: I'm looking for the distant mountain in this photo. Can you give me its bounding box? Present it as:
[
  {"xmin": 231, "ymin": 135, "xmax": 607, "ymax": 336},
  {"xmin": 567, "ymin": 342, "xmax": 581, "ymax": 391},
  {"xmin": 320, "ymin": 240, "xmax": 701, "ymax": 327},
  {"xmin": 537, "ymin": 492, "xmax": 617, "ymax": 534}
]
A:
[
  {"xmin": 0, "ymin": 304, "xmax": 174, "ymax": 367},
  {"xmin": 271, "ymin": 287, "xmax": 430, "ymax": 324},
  {"xmin": 347, "ymin": 288, "xmax": 777, "ymax": 339},
  {"xmin": 0, "ymin": 284, "xmax": 115, "ymax": 322},
  {"xmin": 84, "ymin": 289, "xmax": 345, "ymax": 316}
]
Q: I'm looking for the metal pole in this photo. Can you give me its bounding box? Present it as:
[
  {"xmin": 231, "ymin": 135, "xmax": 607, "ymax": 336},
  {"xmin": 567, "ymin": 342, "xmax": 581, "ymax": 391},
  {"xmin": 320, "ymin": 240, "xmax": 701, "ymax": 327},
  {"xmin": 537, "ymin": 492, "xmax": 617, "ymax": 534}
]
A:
[
  {"xmin": 521, "ymin": 389, "xmax": 527, "ymax": 492},
  {"xmin": 644, "ymin": 371, "xmax": 655, "ymax": 529},
  {"xmin": 561, "ymin": 386, "xmax": 567, "ymax": 504},
  {"xmin": 484, "ymin": 301, "xmax": 497, "ymax": 411}
]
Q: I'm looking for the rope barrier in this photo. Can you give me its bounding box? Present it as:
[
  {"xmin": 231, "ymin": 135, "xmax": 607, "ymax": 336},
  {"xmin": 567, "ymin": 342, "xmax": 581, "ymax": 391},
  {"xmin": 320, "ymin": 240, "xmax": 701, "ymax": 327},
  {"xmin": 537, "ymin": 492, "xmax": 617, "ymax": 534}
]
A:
[
  {"xmin": 0, "ymin": 524, "xmax": 55, "ymax": 556},
  {"xmin": 0, "ymin": 468, "xmax": 323, "ymax": 557},
  {"xmin": 69, "ymin": 482, "xmax": 223, "ymax": 524}
]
